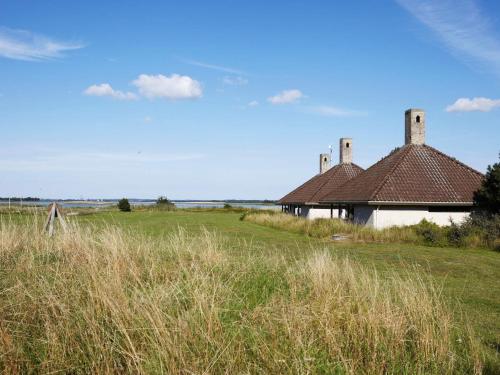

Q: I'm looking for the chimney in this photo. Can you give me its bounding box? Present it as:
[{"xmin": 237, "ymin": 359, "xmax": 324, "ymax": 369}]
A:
[
  {"xmin": 319, "ymin": 153, "xmax": 331, "ymax": 174},
  {"xmin": 405, "ymin": 108, "xmax": 425, "ymax": 145},
  {"xmin": 339, "ymin": 138, "xmax": 352, "ymax": 164}
]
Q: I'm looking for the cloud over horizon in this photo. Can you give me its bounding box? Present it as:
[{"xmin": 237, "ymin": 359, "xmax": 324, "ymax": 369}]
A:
[
  {"xmin": 0, "ymin": 26, "xmax": 84, "ymax": 61},
  {"xmin": 132, "ymin": 74, "xmax": 202, "ymax": 100},
  {"xmin": 395, "ymin": 0, "xmax": 500, "ymax": 75},
  {"xmin": 446, "ymin": 97, "xmax": 500, "ymax": 112},
  {"xmin": 83, "ymin": 83, "xmax": 138, "ymax": 100},
  {"xmin": 268, "ymin": 89, "xmax": 304, "ymax": 104}
]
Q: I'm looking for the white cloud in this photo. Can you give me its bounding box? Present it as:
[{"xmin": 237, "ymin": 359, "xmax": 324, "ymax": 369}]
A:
[
  {"xmin": 267, "ymin": 89, "xmax": 304, "ymax": 104},
  {"xmin": 446, "ymin": 97, "xmax": 500, "ymax": 112},
  {"xmin": 0, "ymin": 27, "xmax": 84, "ymax": 61},
  {"xmin": 222, "ymin": 76, "xmax": 248, "ymax": 85},
  {"xmin": 306, "ymin": 105, "xmax": 362, "ymax": 117},
  {"xmin": 181, "ymin": 58, "xmax": 245, "ymax": 75},
  {"xmin": 144, "ymin": 116, "xmax": 152, "ymax": 123},
  {"xmin": 248, "ymin": 100, "xmax": 259, "ymax": 107},
  {"xmin": 395, "ymin": 0, "xmax": 500, "ymax": 74},
  {"xmin": 132, "ymin": 74, "xmax": 202, "ymax": 100},
  {"xmin": 83, "ymin": 83, "xmax": 138, "ymax": 100}
]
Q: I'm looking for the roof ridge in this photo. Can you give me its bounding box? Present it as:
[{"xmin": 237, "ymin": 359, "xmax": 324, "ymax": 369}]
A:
[
  {"xmin": 315, "ymin": 163, "xmax": 361, "ymax": 202},
  {"xmin": 309, "ymin": 164, "xmax": 345, "ymax": 202},
  {"xmin": 279, "ymin": 163, "xmax": 343, "ymax": 203},
  {"xmin": 279, "ymin": 173, "xmax": 322, "ymax": 201},
  {"xmin": 350, "ymin": 162, "xmax": 364, "ymax": 171},
  {"xmin": 423, "ymin": 144, "xmax": 484, "ymax": 177},
  {"xmin": 369, "ymin": 145, "xmax": 412, "ymax": 201}
]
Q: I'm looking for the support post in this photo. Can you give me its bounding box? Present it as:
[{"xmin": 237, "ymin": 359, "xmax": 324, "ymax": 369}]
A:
[{"xmin": 44, "ymin": 203, "xmax": 67, "ymax": 237}]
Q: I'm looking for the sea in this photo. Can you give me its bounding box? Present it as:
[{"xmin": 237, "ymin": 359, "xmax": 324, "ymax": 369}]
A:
[{"xmin": 0, "ymin": 199, "xmax": 279, "ymax": 210}]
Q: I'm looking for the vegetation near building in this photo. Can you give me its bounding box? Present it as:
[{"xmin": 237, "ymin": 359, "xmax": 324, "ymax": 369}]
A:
[
  {"xmin": 118, "ymin": 198, "xmax": 131, "ymax": 212},
  {"xmin": 473, "ymin": 157, "xmax": 500, "ymax": 216}
]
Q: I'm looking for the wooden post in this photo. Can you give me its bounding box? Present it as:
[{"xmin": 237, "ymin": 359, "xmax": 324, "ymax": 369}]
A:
[{"xmin": 44, "ymin": 203, "xmax": 67, "ymax": 236}]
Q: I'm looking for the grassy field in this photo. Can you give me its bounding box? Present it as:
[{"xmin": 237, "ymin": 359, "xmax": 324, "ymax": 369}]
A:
[{"xmin": 0, "ymin": 208, "xmax": 498, "ymax": 373}]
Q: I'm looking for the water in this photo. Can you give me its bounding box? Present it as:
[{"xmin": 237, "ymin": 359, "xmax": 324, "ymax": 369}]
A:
[{"xmin": 0, "ymin": 199, "xmax": 279, "ymax": 210}]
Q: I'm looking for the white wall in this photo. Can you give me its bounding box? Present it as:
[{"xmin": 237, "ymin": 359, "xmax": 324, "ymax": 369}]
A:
[
  {"xmin": 353, "ymin": 205, "xmax": 471, "ymax": 229},
  {"xmin": 299, "ymin": 206, "xmax": 341, "ymax": 220}
]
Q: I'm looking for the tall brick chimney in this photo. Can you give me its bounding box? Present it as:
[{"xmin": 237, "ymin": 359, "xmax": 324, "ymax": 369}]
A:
[
  {"xmin": 405, "ymin": 108, "xmax": 425, "ymax": 145},
  {"xmin": 339, "ymin": 138, "xmax": 352, "ymax": 164},
  {"xmin": 319, "ymin": 153, "xmax": 331, "ymax": 174}
]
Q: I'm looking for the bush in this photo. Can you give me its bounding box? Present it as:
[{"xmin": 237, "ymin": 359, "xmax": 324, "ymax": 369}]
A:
[
  {"xmin": 156, "ymin": 196, "xmax": 171, "ymax": 205},
  {"xmin": 447, "ymin": 220, "xmax": 469, "ymax": 247},
  {"xmin": 118, "ymin": 198, "xmax": 131, "ymax": 212},
  {"xmin": 413, "ymin": 219, "xmax": 444, "ymax": 246},
  {"xmin": 464, "ymin": 213, "xmax": 500, "ymax": 250},
  {"xmin": 223, "ymin": 203, "xmax": 232, "ymax": 209},
  {"xmin": 155, "ymin": 196, "xmax": 175, "ymax": 211},
  {"xmin": 473, "ymin": 159, "xmax": 500, "ymax": 216}
]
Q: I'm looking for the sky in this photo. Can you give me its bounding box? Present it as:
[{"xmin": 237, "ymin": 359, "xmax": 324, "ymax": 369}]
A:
[{"xmin": 0, "ymin": 0, "xmax": 499, "ymax": 200}]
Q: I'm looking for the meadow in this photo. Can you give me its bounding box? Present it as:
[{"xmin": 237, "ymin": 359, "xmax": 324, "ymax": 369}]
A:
[{"xmin": 0, "ymin": 207, "xmax": 498, "ymax": 373}]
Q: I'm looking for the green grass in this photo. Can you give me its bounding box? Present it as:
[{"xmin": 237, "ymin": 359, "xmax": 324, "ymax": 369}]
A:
[
  {"xmin": 1, "ymin": 208, "xmax": 498, "ymax": 373},
  {"xmin": 76, "ymin": 210, "xmax": 500, "ymax": 353},
  {"xmin": 93, "ymin": 212, "xmax": 499, "ymax": 355}
]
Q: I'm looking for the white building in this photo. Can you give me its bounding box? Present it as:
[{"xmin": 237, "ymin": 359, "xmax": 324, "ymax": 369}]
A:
[
  {"xmin": 320, "ymin": 109, "xmax": 484, "ymax": 228},
  {"xmin": 279, "ymin": 138, "xmax": 364, "ymax": 219}
]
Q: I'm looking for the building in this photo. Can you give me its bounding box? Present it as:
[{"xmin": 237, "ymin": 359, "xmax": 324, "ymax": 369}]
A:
[
  {"xmin": 320, "ymin": 109, "xmax": 484, "ymax": 228},
  {"xmin": 279, "ymin": 138, "xmax": 364, "ymax": 219}
]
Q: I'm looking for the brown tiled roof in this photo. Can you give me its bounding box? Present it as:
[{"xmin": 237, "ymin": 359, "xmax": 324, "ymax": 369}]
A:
[
  {"xmin": 320, "ymin": 144, "xmax": 484, "ymax": 204},
  {"xmin": 279, "ymin": 163, "xmax": 364, "ymax": 204}
]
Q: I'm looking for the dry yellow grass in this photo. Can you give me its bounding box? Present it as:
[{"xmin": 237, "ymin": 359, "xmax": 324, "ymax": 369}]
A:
[
  {"xmin": 242, "ymin": 211, "xmax": 420, "ymax": 243},
  {"xmin": 0, "ymin": 220, "xmax": 483, "ymax": 374}
]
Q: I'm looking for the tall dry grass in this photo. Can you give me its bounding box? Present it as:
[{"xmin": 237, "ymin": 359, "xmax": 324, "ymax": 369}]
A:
[
  {"xmin": 242, "ymin": 211, "xmax": 420, "ymax": 243},
  {"xmin": 0, "ymin": 219, "xmax": 482, "ymax": 374}
]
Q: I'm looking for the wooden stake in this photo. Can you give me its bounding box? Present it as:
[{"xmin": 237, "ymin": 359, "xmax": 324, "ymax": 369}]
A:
[{"xmin": 44, "ymin": 203, "xmax": 66, "ymax": 236}]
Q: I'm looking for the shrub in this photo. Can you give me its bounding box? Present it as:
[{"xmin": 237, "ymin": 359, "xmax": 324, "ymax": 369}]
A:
[
  {"xmin": 156, "ymin": 196, "xmax": 171, "ymax": 205},
  {"xmin": 412, "ymin": 219, "xmax": 444, "ymax": 246},
  {"xmin": 447, "ymin": 220, "xmax": 469, "ymax": 247},
  {"xmin": 223, "ymin": 203, "xmax": 232, "ymax": 209},
  {"xmin": 473, "ymin": 158, "xmax": 500, "ymax": 216},
  {"xmin": 118, "ymin": 198, "xmax": 131, "ymax": 212},
  {"xmin": 464, "ymin": 213, "xmax": 500, "ymax": 250},
  {"xmin": 155, "ymin": 196, "xmax": 175, "ymax": 211}
]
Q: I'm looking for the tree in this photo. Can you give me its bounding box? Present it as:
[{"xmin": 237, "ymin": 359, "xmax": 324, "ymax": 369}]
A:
[
  {"xmin": 156, "ymin": 196, "xmax": 175, "ymax": 210},
  {"xmin": 156, "ymin": 196, "xmax": 171, "ymax": 205},
  {"xmin": 118, "ymin": 198, "xmax": 131, "ymax": 212},
  {"xmin": 473, "ymin": 158, "xmax": 500, "ymax": 216}
]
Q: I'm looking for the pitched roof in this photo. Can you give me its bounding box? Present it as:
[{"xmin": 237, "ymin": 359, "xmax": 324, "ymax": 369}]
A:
[
  {"xmin": 320, "ymin": 144, "xmax": 484, "ymax": 204},
  {"xmin": 279, "ymin": 163, "xmax": 364, "ymax": 205}
]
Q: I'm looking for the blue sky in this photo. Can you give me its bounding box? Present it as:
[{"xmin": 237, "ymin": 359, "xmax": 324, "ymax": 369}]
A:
[{"xmin": 0, "ymin": 0, "xmax": 499, "ymax": 199}]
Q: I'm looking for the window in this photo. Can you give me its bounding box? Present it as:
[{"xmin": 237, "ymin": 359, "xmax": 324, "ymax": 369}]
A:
[
  {"xmin": 416, "ymin": 115, "xmax": 421, "ymax": 123},
  {"xmin": 324, "ymin": 157, "xmax": 327, "ymax": 162},
  {"xmin": 346, "ymin": 142, "xmax": 350, "ymax": 148}
]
